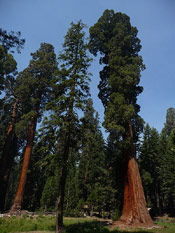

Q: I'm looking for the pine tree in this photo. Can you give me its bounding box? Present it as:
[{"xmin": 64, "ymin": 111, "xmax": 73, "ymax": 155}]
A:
[
  {"xmin": 36, "ymin": 121, "xmax": 60, "ymax": 212},
  {"xmin": 46, "ymin": 21, "xmax": 91, "ymax": 233},
  {"xmin": 105, "ymin": 136, "xmax": 125, "ymax": 216},
  {"xmin": 77, "ymin": 98, "xmax": 113, "ymax": 215},
  {"xmin": 10, "ymin": 43, "xmax": 57, "ymax": 212},
  {"xmin": 158, "ymin": 130, "xmax": 168, "ymax": 213},
  {"xmin": 89, "ymin": 9, "xmax": 153, "ymax": 226},
  {"xmin": 139, "ymin": 124, "xmax": 162, "ymax": 215},
  {"xmin": 159, "ymin": 108, "xmax": 175, "ymax": 213},
  {"xmin": 162, "ymin": 130, "xmax": 175, "ymax": 214},
  {"xmin": 64, "ymin": 149, "xmax": 80, "ymax": 216},
  {"xmin": 78, "ymin": 99, "xmax": 101, "ymax": 201}
]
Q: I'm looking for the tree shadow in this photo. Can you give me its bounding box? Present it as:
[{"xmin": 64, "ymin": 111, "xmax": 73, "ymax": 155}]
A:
[{"xmin": 65, "ymin": 221, "xmax": 152, "ymax": 233}]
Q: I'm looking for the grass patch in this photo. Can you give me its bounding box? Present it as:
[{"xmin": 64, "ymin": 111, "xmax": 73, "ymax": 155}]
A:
[
  {"xmin": 154, "ymin": 221, "xmax": 175, "ymax": 233},
  {"xmin": 0, "ymin": 215, "xmax": 175, "ymax": 233},
  {"xmin": 0, "ymin": 215, "xmax": 55, "ymax": 233}
]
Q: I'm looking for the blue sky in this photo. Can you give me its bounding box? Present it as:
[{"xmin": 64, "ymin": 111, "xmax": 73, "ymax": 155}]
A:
[{"xmin": 0, "ymin": 0, "xmax": 174, "ymax": 136}]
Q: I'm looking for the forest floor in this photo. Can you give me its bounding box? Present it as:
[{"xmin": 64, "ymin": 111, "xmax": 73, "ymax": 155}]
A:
[{"xmin": 0, "ymin": 213, "xmax": 175, "ymax": 233}]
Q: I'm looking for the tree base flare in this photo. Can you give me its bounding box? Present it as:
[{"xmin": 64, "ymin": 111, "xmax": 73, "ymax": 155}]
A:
[
  {"xmin": 10, "ymin": 202, "xmax": 21, "ymax": 215},
  {"xmin": 120, "ymin": 157, "xmax": 153, "ymax": 225}
]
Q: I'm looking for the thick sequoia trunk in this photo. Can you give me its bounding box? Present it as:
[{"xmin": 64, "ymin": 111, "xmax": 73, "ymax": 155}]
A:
[
  {"xmin": 120, "ymin": 157, "xmax": 153, "ymax": 225},
  {"xmin": 118, "ymin": 122, "xmax": 153, "ymax": 226},
  {"xmin": 10, "ymin": 106, "xmax": 38, "ymax": 213},
  {"xmin": 0, "ymin": 99, "xmax": 18, "ymax": 212}
]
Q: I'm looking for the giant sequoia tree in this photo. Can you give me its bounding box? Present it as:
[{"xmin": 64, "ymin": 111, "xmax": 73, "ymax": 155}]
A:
[
  {"xmin": 10, "ymin": 43, "xmax": 57, "ymax": 212},
  {"xmin": 0, "ymin": 49, "xmax": 18, "ymax": 211},
  {"xmin": 89, "ymin": 10, "xmax": 153, "ymax": 226},
  {"xmin": 0, "ymin": 29, "xmax": 24, "ymax": 212}
]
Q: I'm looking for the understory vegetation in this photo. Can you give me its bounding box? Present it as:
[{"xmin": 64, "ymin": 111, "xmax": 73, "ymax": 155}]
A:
[{"xmin": 0, "ymin": 215, "xmax": 175, "ymax": 233}]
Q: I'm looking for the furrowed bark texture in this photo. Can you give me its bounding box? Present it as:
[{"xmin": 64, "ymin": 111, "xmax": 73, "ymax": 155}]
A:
[
  {"xmin": 120, "ymin": 157, "xmax": 153, "ymax": 225},
  {"xmin": 119, "ymin": 122, "xmax": 153, "ymax": 226},
  {"xmin": 0, "ymin": 99, "xmax": 18, "ymax": 212},
  {"xmin": 10, "ymin": 107, "xmax": 38, "ymax": 213}
]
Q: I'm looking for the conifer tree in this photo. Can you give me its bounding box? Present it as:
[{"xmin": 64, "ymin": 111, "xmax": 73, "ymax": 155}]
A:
[
  {"xmin": 0, "ymin": 30, "xmax": 24, "ymax": 212},
  {"xmin": 64, "ymin": 148, "xmax": 80, "ymax": 216},
  {"xmin": 0, "ymin": 28, "xmax": 24, "ymax": 94},
  {"xmin": 46, "ymin": 21, "xmax": 91, "ymax": 233},
  {"xmin": 159, "ymin": 108, "xmax": 175, "ymax": 213},
  {"xmin": 36, "ymin": 122, "xmax": 60, "ymax": 212},
  {"xmin": 0, "ymin": 70, "xmax": 18, "ymax": 212},
  {"xmin": 0, "ymin": 44, "xmax": 17, "ymax": 158},
  {"xmin": 0, "ymin": 98, "xmax": 18, "ymax": 211},
  {"xmin": 78, "ymin": 99, "xmax": 102, "ymax": 201},
  {"xmin": 0, "ymin": 28, "xmax": 25, "ymax": 53},
  {"xmin": 10, "ymin": 43, "xmax": 57, "ymax": 212},
  {"xmin": 89, "ymin": 9, "xmax": 153, "ymax": 226},
  {"xmin": 105, "ymin": 136, "xmax": 125, "ymax": 215},
  {"xmin": 162, "ymin": 108, "xmax": 175, "ymax": 137},
  {"xmin": 162, "ymin": 130, "xmax": 175, "ymax": 214},
  {"xmin": 139, "ymin": 124, "xmax": 162, "ymax": 215},
  {"xmin": 0, "ymin": 46, "xmax": 17, "ymax": 95},
  {"xmin": 78, "ymin": 98, "xmax": 113, "ymax": 215}
]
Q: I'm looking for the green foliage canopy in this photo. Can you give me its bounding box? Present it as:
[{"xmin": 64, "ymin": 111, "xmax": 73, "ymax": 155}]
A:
[{"xmin": 89, "ymin": 9, "xmax": 144, "ymax": 141}]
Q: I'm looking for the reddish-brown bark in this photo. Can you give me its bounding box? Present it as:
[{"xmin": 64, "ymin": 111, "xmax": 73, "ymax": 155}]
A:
[
  {"xmin": 10, "ymin": 107, "xmax": 38, "ymax": 213},
  {"xmin": 116, "ymin": 122, "xmax": 153, "ymax": 227},
  {"xmin": 0, "ymin": 99, "xmax": 18, "ymax": 212},
  {"xmin": 120, "ymin": 157, "xmax": 153, "ymax": 225}
]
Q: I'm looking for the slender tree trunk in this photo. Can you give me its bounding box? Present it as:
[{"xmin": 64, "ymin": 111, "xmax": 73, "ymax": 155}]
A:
[
  {"xmin": 65, "ymin": 183, "xmax": 70, "ymax": 213},
  {"xmin": 10, "ymin": 105, "xmax": 38, "ymax": 213},
  {"xmin": 55, "ymin": 60, "xmax": 77, "ymax": 232},
  {"xmin": 156, "ymin": 186, "xmax": 160, "ymax": 216},
  {"xmin": 83, "ymin": 139, "xmax": 89, "ymax": 202},
  {"xmin": 84, "ymin": 139, "xmax": 89, "ymax": 182},
  {"xmin": 119, "ymin": 121, "xmax": 153, "ymax": 226},
  {"xmin": 56, "ymin": 135, "xmax": 70, "ymax": 233},
  {"xmin": 0, "ymin": 99, "xmax": 18, "ymax": 212}
]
